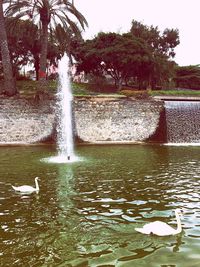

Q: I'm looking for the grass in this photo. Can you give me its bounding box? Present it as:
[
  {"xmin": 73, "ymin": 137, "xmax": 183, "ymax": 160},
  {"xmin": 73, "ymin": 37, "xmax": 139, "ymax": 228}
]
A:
[
  {"xmin": 16, "ymin": 80, "xmax": 96, "ymax": 97},
  {"xmin": 149, "ymin": 89, "xmax": 200, "ymax": 96},
  {"xmin": 13, "ymin": 80, "xmax": 200, "ymax": 98}
]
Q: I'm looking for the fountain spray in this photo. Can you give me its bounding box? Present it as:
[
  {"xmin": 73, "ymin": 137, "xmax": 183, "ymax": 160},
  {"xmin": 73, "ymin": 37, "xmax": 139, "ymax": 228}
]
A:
[{"xmin": 57, "ymin": 53, "xmax": 74, "ymax": 161}]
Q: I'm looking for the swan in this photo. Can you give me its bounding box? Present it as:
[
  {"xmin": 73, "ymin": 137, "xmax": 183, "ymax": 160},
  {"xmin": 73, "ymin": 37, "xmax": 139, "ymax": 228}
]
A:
[
  {"xmin": 12, "ymin": 177, "xmax": 40, "ymax": 193},
  {"xmin": 135, "ymin": 208, "xmax": 184, "ymax": 236}
]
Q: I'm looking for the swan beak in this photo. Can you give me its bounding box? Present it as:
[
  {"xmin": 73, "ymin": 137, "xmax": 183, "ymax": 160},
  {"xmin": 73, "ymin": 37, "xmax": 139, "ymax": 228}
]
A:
[{"xmin": 180, "ymin": 209, "xmax": 185, "ymax": 216}]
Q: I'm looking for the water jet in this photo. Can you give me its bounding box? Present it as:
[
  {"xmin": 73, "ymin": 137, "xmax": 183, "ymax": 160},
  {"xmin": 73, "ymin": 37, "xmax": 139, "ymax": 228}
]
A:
[{"xmin": 44, "ymin": 53, "xmax": 80, "ymax": 163}]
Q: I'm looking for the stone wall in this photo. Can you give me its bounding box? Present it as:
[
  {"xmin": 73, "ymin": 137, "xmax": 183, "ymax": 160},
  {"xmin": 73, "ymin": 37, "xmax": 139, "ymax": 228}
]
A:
[
  {"xmin": 0, "ymin": 97, "xmax": 164, "ymax": 145},
  {"xmin": 74, "ymin": 97, "xmax": 164, "ymax": 143},
  {"xmin": 0, "ymin": 98, "xmax": 55, "ymax": 144}
]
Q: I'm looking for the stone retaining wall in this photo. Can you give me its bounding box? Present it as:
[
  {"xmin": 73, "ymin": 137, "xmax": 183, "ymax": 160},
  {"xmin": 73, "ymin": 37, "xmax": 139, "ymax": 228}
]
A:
[
  {"xmin": 0, "ymin": 97, "xmax": 164, "ymax": 144},
  {"xmin": 0, "ymin": 98, "xmax": 55, "ymax": 144},
  {"xmin": 74, "ymin": 97, "xmax": 164, "ymax": 143}
]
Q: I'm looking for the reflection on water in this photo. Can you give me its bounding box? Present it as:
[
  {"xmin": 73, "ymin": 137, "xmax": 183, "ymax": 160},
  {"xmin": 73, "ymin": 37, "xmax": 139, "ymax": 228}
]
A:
[{"xmin": 0, "ymin": 144, "xmax": 200, "ymax": 266}]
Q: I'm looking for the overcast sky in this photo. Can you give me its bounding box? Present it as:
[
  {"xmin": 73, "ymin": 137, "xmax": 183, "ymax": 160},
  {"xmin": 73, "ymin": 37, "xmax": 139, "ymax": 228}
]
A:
[{"xmin": 75, "ymin": 0, "xmax": 200, "ymax": 66}]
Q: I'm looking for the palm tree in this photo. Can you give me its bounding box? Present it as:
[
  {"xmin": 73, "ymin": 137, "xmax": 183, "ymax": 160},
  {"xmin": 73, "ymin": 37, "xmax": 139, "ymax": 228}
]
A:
[
  {"xmin": 5, "ymin": 0, "xmax": 88, "ymax": 91},
  {"xmin": 0, "ymin": 0, "xmax": 16, "ymax": 96},
  {"xmin": 54, "ymin": 23, "xmax": 83, "ymax": 65}
]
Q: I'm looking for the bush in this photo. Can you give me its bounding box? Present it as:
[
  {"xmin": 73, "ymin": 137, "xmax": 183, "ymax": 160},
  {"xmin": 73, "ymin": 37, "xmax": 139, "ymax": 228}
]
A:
[
  {"xmin": 120, "ymin": 89, "xmax": 150, "ymax": 99},
  {"xmin": 86, "ymin": 75, "xmax": 117, "ymax": 93},
  {"xmin": 16, "ymin": 74, "xmax": 32, "ymax": 81}
]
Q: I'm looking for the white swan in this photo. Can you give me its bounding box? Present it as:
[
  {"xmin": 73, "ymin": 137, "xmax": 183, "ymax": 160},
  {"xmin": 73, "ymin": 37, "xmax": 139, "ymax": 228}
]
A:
[
  {"xmin": 135, "ymin": 208, "xmax": 184, "ymax": 236},
  {"xmin": 12, "ymin": 177, "xmax": 40, "ymax": 193}
]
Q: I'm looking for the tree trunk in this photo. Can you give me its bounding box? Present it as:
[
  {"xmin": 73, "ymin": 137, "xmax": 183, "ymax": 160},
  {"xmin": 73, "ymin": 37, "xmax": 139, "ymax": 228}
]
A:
[
  {"xmin": 38, "ymin": 19, "xmax": 48, "ymax": 93},
  {"xmin": 117, "ymin": 77, "xmax": 123, "ymax": 91},
  {"xmin": 0, "ymin": 0, "xmax": 16, "ymax": 96},
  {"xmin": 34, "ymin": 54, "xmax": 40, "ymax": 81}
]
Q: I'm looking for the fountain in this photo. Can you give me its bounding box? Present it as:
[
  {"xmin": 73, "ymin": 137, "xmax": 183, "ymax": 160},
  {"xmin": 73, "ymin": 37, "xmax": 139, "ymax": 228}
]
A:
[
  {"xmin": 46, "ymin": 53, "xmax": 79, "ymax": 163},
  {"xmin": 56, "ymin": 53, "xmax": 74, "ymax": 162},
  {"xmin": 165, "ymin": 100, "xmax": 200, "ymax": 145}
]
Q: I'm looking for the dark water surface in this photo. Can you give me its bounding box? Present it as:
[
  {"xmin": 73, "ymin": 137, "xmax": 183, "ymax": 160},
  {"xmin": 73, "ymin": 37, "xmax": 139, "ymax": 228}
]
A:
[{"xmin": 0, "ymin": 144, "xmax": 200, "ymax": 266}]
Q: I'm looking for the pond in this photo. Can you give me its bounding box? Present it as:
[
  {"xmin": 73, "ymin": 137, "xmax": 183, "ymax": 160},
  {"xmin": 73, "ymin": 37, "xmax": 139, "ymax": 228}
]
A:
[{"xmin": 1, "ymin": 144, "xmax": 200, "ymax": 266}]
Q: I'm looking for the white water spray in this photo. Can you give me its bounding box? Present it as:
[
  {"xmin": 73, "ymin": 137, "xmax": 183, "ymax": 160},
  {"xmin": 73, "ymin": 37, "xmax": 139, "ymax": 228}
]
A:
[
  {"xmin": 42, "ymin": 53, "xmax": 82, "ymax": 164},
  {"xmin": 56, "ymin": 53, "xmax": 74, "ymax": 161}
]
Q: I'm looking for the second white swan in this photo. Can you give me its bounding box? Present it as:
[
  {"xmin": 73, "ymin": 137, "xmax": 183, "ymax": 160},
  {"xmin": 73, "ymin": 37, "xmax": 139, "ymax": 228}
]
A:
[
  {"xmin": 135, "ymin": 208, "xmax": 184, "ymax": 236},
  {"xmin": 12, "ymin": 177, "xmax": 40, "ymax": 193}
]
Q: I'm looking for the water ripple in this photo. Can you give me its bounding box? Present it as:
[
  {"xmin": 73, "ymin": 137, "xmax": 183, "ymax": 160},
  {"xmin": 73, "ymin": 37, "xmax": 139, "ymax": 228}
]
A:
[{"xmin": 1, "ymin": 145, "xmax": 200, "ymax": 266}]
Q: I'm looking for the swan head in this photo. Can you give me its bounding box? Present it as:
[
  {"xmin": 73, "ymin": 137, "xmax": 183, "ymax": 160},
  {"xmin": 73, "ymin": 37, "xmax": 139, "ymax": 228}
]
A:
[
  {"xmin": 175, "ymin": 208, "xmax": 184, "ymax": 216},
  {"xmin": 35, "ymin": 177, "xmax": 40, "ymax": 181}
]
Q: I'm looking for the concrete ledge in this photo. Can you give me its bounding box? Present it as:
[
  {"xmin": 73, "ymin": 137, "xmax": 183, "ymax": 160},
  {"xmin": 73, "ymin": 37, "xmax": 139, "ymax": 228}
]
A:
[
  {"xmin": 153, "ymin": 96, "xmax": 200, "ymax": 101},
  {"xmin": 83, "ymin": 140, "xmax": 145, "ymax": 145}
]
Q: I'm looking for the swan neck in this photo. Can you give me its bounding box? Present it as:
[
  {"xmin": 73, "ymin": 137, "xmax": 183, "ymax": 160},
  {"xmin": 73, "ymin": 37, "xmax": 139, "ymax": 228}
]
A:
[
  {"xmin": 175, "ymin": 211, "xmax": 182, "ymax": 234},
  {"xmin": 35, "ymin": 179, "xmax": 39, "ymax": 191}
]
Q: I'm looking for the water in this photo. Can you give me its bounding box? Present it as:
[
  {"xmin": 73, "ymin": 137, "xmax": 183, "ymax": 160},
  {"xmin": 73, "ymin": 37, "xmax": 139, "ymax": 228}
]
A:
[
  {"xmin": 1, "ymin": 144, "xmax": 200, "ymax": 266},
  {"xmin": 165, "ymin": 101, "xmax": 200, "ymax": 144},
  {"xmin": 56, "ymin": 53, "xmax": 74, "ymax": 162}
]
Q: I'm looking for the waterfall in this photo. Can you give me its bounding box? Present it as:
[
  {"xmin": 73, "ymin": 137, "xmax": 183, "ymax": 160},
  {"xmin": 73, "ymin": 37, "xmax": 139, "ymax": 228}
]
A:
[{"xmin": 165, "ymin": 101, "xmax": 200, "ymax": 144}]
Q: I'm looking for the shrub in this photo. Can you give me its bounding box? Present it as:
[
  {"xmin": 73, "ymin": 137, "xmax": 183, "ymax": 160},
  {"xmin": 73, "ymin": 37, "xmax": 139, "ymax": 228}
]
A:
[{"xmin": 120, "ymin": 89, "xmax": 150, "ymax": 99}]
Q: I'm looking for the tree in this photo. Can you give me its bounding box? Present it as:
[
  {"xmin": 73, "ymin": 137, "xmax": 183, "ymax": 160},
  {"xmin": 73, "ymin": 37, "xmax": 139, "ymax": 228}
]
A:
[
  {"xmin": 5, "ymin": 18, "xmax": 39, "ymax": 78},
  {"xmin": 0, "ymin": 0, "xmax": 16, "ymax": 96},
  {"xmin": 74, "ymin": 32, "xmax": 152, "ymax": 90},
  {"xmin": 5, "ymin": 17, "xmax": 78, "ymax": 81},
  {"xmin": 130, "ymin": 20, "xmax": 179, "ymax": 58},
  {"xmin": 175, "ymin": 65, "xmax": 200, "ymax": 90},
  {"xmin": 54, "ymin": 23, "xmax": 83, "ymax": 65},
  {"xmin": 130, "ymin": 20, "xmax": 179, "ymax": 88},
  {"xmin": 5, "ymin": 0, "xmax": 88, "ymax": 91}
]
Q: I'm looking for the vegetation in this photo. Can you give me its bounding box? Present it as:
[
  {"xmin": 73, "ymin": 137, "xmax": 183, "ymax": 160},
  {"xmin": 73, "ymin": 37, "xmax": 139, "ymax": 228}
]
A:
[
  {"xmin": 73, "ymin": 32, "xmax": 152, "ymax": 90},
  {"xmin": 72, "ymin": 21, "xmax": 179, "ymax": 91},
  {"xmin": 175, "ymin": 65, "xmax": 200, "ymax": 90},
  {"xmin": 14, "ymin": 80, "xmax": 200, "ymax": 99},
  {"xmin": 1, "ymin": 0, "xmax": 87, "ymax": 95},
  {"xmin": 150, "ymin": 89, "xmax": 200, "ymax": 96},
  {"xmin": 0, "ymin": 0, "xmax": 16, "ymax": 96},
  {"xmin": 5, "ymin": 0, "xmax": 87, "ymax": 79},
  {"xmin": 15, "ymin": 80, "xmax": 95, "ymax": 98},
  {"xmin": 0, "ymin": 1, "xmax": 200, "ymax": 98}
]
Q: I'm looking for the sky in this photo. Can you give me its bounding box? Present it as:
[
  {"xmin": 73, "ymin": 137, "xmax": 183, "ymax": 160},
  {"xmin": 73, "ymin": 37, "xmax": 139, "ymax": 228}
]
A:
[{"xmin": 75, "ymin": 0, "xmax": 200, "ymax": 66}]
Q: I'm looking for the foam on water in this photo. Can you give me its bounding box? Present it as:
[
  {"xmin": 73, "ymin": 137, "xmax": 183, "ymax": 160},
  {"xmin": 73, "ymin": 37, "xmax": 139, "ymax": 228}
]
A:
[{"xmin": 42, "ymin": 154, "xmax": 82, "ymax": 164}]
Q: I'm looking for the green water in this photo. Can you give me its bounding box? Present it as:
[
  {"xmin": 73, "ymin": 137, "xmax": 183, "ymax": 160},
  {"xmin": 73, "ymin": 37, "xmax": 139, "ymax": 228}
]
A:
[{"xmin": 0, "ymin": 144, "xmax": 200, "ymax": 267}]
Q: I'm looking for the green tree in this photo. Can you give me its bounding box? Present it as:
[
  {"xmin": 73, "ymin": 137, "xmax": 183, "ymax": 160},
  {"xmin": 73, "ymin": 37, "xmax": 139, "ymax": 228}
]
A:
[
  {"xmin": 54, "ymin": 23, "xmax": 83, "ymax": 65},
  {"xmin": 175, "ymin": 65, "xmax": 200, "ymax": 90},
  {"xmin": 5, "ymin": 17, "xmax": 77, "ymax": 81},
  {"xmin": 75, "ymin": 32, "xmax": 152, "ymax": 90},
  {"xmin": 130, "ymin": 20, "xmax": 179, "ymax": 88},
  {"xmin": 5, "ymin": 18, "xmax": 39, "ymax": 78},
  {"xmin": 0, "ymin": 0, "xmax": 16, "ymax": 96},
  {"xmin": 5, "ymin": 0, "xmax": 88, "ymax": 91},
  {"xmin": 130, "ymin": 20, "xmax": 179, "ymax": 58}
]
